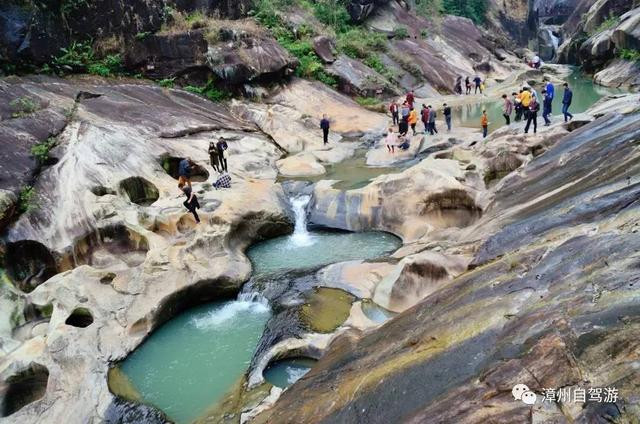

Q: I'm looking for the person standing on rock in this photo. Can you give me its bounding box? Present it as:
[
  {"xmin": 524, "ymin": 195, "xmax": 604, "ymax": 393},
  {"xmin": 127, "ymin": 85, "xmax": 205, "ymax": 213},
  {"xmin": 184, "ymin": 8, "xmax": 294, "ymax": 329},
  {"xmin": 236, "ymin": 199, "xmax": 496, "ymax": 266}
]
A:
[
  {"xmin": 208, "ymin": 140, "xmax": 221, "ymax": 173},
  {"xmin": 502, "ymin": 94, "xmax": 513, "ymax": 125},
  {"xmin": 542, "ymin": 89, "xmax": 552, "ymax": 126},
  {"xmin": 520, "ymin": 87, "xmax": 532, "ymax": 121},
  {"xmin": 514, "ymin": 91, "xmax": 523, "ymax": 122},
  {"xmin": 178, "ymin": 157, "xmax": 193, "ymax": 188},
  {"xmin": 455, "ymin": 76, "xmax": 462, "ymax": 95},
  {"xmin": 406, "ymin": 90, "xmax": 415, "ymax": 109},
  {"xmin": 443, "ymin": 103, "xmax": 452, "ymax": 132},
  {"xmin": 465, "ymin": 77, "xmax": 471, "ymax": 95},
  {"xmin": 428, "ymin": 105, "xmax": 437, "ymax": 135},
  {"xmin": 216, "ymin": 137, "xmax": 229, "ymax": 172},
  {"xmin": 545, "ymin": 80, "xmax": 555, "ymax": 100},
  {"xmin": 421, "ymin": 104, "xmax": 430, "ymax": 134},
  {"xmin": 389, "ymin": 101, "xmax": 399, "ymax": 125},
  {"xmin": 179, "ymin": 182, "xmax": 200, "ymax": 224},
  {"xmin": 524, "ymin": 96, "xmax": 540, "ymax": 134},
  {"xmin": 400, "ymin": 101, "xmax": 410, "ymax": 123},
  {"xmin": 474, "ymin": 75, "xmax": 482, "ymax": 94},
  {"xmin": 408, "ymin": 107, "xmax": 418, "ymax": 136},
  {"xmin": 386, "ymin": 127, "xmax": 397, "ymax": 154},
  {"xmin": 320, "ymin": 114, "xmax": 331, "ymax": 145},
  {"xmin": 481, "ymin": 110, "xmax": 489, "ymax": 138},
  {"xmin": 562, "ymin": 83, "xmax": 573, "ymax": 122}
]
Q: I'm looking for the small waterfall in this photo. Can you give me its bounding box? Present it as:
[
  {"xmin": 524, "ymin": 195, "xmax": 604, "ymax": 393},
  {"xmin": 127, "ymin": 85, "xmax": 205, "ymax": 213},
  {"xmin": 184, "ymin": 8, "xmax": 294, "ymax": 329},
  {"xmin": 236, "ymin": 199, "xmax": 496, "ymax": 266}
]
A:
[
  {"xmin": 289, "ymin": 195, "xmax": 314, "ymax": 247},
  {"xmin": 237, "ymin": 290, "xmax": 270, "ymax": 307}
]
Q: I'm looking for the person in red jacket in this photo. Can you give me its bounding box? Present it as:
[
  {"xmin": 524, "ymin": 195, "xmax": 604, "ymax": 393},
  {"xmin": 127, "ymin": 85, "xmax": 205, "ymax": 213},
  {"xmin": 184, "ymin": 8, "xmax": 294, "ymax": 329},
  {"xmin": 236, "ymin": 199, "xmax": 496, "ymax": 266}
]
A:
[
  {"xmin": 420, "ymin": 104, "xmax": 430, "ymax": 134},
  {"xmin": 406, "ymin": 90, "xmax": 415, "ymax": 109},
  {"xmin": 389, "ymin": 101, "xmax": 399, "ymax": 125}
]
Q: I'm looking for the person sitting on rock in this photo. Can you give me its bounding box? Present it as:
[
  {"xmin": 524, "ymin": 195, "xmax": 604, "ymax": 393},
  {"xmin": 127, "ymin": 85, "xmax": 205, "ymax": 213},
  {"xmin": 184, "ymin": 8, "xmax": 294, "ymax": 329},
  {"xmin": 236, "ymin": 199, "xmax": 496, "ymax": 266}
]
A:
[
  {"xmin": 179, "ymin": 181, "xmax": 200, "ymax": 224},
  {"xmin": 178, "ymin": 157, "xmax": 193, "ymax": 188},
  {"xmin": 208, "ymin": 140, "xmax": 221, "ymax": 173}
]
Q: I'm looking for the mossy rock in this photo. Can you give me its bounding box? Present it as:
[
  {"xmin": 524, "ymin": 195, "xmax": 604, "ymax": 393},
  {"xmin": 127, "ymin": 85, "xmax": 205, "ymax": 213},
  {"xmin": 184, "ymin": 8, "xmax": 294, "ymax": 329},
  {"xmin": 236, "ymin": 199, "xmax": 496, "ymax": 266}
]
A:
[
  {"xmin": 300, "ymin": 287, "xmax": 356, "ymax": 333},
  {"xmin": 107, "ymin": 367, "xmax": 142, "ymax": 403}
]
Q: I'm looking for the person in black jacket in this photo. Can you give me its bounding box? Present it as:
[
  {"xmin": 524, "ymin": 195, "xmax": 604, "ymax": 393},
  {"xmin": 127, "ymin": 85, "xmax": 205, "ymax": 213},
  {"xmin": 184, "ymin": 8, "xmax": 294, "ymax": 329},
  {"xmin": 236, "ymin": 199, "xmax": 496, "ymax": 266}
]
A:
[
  {"xmin": 179, "ymin": 182, "xmax": 200, "ymax": 223},
  {"xmin": 562, "ymin": 83, "xmax": 573, "ymax": 122},
  {"xmin": 320, "ymin": 114, "xmax": 330, "ymax": 145},
  {"xmin": 524, "ymin": 97, "xmax": 540, "ymax": 134},
  {"xmin": 216, "ymin": 137, "xmax": 228, "ymax": 172},
  {"xmin": 542, "ymin": 89, "xmax": 552, "ymax": 126}
]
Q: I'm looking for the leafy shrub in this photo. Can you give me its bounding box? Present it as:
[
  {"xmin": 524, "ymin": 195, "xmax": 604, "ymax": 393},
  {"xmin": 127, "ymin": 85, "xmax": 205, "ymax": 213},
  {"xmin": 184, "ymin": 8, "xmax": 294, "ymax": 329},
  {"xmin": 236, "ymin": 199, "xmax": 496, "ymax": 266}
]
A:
[
  {"xmin": 30, "ymin": 137, "xmax": 57, "ymax": 165},
  {"xmin": 10, "ymin": 97, "xmax": 38, "ymax": 118},
  {"xmin": 185, "ymin": 81, "xmax": 231, "ymax": 102},
  {"xmin": 158, "ymin": 78, "xmax": 176, "ymax": 88},
  {"xmin": 393, "ymin": 27, "xmax": 410, "ymax": 39},
  {"xmin": 337, "ymin": 28, "xmax": 387, "ymax": 59},
  {"xmin": 619, "ymin": 48, "xmax": 640, "ymax": 62},
  {"xmin": 49, "ymin": 41, "xmax": 123, "ymax": 77},
  {"xmin": 441, "ymin": 0, "xmax": 487, "ymax": 24},
  {"xmin": 18, "ymin": 186, "xmax": 35, "ymax": 213},
  {"xmin": 592, "ymin": 14, "xmax": 619, "ymax": 35}
]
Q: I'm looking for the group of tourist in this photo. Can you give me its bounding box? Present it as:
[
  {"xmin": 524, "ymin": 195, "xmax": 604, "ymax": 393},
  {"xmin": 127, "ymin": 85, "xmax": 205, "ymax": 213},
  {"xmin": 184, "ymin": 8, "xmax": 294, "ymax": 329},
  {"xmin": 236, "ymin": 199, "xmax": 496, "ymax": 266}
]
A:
[
  {"xmin": 177, "ymin": 137, "xmax": 231, "ymax": 224},
  {"xmin": 455, "ymin": 75, "xmax": 486, "ymax": 95},
  {"xmin": 490, "ymin": 81, "xmax": 573, "ymax": 137}
]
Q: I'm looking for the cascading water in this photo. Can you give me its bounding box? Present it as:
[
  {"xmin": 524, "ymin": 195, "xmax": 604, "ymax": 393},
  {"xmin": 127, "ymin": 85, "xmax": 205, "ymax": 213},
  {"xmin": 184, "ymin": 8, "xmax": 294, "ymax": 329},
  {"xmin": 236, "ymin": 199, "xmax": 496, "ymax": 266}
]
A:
[{"xmin": 289, "ymin": 195, "xmax": 313, "ymax": 247}]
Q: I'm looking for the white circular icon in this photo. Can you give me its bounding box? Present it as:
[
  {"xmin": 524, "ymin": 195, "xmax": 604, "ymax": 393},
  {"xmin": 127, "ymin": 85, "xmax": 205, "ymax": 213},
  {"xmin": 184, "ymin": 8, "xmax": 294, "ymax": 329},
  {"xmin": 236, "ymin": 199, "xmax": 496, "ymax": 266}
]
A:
[
  {"xmin": 512, "ymin": 383, "xmax": 530, "ymax": 400},
  {"xmin": 521, "ymin": 391, "xmax": 537, "ymax": 405}
]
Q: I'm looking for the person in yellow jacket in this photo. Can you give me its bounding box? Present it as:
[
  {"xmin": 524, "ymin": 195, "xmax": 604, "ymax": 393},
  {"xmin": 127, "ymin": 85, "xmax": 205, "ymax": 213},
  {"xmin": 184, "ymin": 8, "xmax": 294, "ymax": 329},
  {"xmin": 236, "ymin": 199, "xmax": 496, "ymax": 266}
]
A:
[
  {"xmin": 520, "ymin": 88, "xmax": 532, "ymax": 108},
  {"xmin": 408, "ymin": 107, "xmax": 419, "ymax": 135},
  {"xmin": 481, "ymin": 110, "xmax": 489, "ymax": 138}
]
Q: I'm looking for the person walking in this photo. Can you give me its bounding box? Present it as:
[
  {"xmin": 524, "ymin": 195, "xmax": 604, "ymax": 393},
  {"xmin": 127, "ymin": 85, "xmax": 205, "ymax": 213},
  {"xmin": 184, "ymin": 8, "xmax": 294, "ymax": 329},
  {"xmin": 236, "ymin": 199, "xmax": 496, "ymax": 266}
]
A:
[
  {"xmin": 545, "ymin": 80, "xmax": 555, "ymax": 101},
  {"xmin": 481, "ymin": 110, "xmax": 489, "ymax": 138},
  {"xmin": 529, "ymin": 83, "xmax": 538, "ymax": 102},
  {"xmin": 443, "ymin": 103, "xmax": 452, "ymax": 132},
  {"xmin": 421, "ymin": 104, "xmax": 430, "ymax": 134},
  {"xmin": 216, "ymin": 137, "xmax": 229, "ymax": 172},
  {"xmin": 542, "ymin": 89, "xmax": 552, "ymax": 126},
  {"xmin": 386, "ymin": 127, "xmax": 397, "ymax": 154},
  {"xmin": 408, "ymin": 107, "xmax": 418, "ymax": 136},
  {"xmin": 178, "ymin": 157, "xmax": 193, "ymax": 187},
  {"xmin": 428, "ymin": 105, "xmax": 437, "ymax": 135},
  {"xmin": 406, "ymin": 90, "xmax": 415, "ymax": 109},
  {"xmin": 208, "ymin": 140, "xmax": 221, "ymax": 173},
  {"xmin": 502, "ymin": 94, "xmax": 513, "ymax": 125},
  {"xmin": 520, "ymin": 87, "xmax": 532, "ymax": 122},
  {"xmin": 400, "ymin": 101, "xmax": 410, "ymax": 123},
  {"xmin": 562, "ymin": 83, "xmax": 573, "ymax": 122},
  {"xmin": 524, "ymin": 97, "xmax": 540, "ymax": 134},
  {"xmin": 465, "ymin": 77, "xmax": 471, "ymax": 95},
  {"xmin": 320, "ymin": 114, "xmax": 330, "ymax": 145},
  {"xmin": 389, "ymin": 101, "xmax": 399, "ymax": 125},
  {"xmin": 179, "ymin": 182, "xmax": 200, "ymax": 223},
  {"xmin": 473, "ymin": 75, "xmax": 482, "ymax": 94}
]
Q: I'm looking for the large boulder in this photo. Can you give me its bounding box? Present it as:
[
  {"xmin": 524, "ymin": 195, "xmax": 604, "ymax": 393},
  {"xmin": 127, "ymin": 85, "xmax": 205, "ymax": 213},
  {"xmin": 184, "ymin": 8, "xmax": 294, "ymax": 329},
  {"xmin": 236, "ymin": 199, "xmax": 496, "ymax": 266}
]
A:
[
  {"xmin": 327, "ymin": 54, "xmax": 398, "ymax": 97},
  {"xmin": 593, "ymin": 58, "xmax": 640, "ymax": 90},
  {"xmin": 313, "ymin": 36, "xmax": 337, "ymax": 64},
  {"xmin": 578, "ymin": 29, "xmax": 616, "ymax": 71},
  {"xmin": 583, "ymin": 0, "xmax": 635, "ymax": 34},
  {"xmin": 611, "ymin": 7, "xmax": 640, "ymax": 50}
]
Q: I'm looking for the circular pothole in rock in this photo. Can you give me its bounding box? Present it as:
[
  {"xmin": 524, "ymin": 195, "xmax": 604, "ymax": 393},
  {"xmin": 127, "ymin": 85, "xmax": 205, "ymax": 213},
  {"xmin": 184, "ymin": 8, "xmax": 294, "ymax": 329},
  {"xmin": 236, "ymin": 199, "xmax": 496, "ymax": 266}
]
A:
[
  {"xmin": 263, "ymin": 357, "xmax": 317, "ymax": 388},
  {"xmin": 65, "ymin": 307, "xmax": 94, "ymax": 328},
  {"xmin": 300, "ymin": 287, "xmax": 355, "ymax": 333},
  {"xmin": 160, "ymin": 155, "xmax": 210, "ymax": 182},
  {"xmin": 4, "ymin": 241, "xmax": 57, "ymax": 293},
  {"xmin": 118, "ymin": 177, "xmax": 159, "ymax": 206},
  {"xmin": 90, "ymin": 185, "xmax": 117, "ymax": 196},
  {"xmin": 0, "ymin": 363, "xmax": 49, "ymax": 417}
]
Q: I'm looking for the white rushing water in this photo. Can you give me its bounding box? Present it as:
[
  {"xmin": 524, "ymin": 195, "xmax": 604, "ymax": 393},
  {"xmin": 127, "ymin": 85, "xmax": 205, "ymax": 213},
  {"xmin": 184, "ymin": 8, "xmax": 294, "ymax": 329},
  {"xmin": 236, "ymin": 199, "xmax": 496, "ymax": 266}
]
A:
[
  {"xmin": 289, "ymin": 195, "xmax": 314, "ymax": 247},
  {"xmin": 190, "ymin": 298, "xmax": 269, "ymax": 329}
]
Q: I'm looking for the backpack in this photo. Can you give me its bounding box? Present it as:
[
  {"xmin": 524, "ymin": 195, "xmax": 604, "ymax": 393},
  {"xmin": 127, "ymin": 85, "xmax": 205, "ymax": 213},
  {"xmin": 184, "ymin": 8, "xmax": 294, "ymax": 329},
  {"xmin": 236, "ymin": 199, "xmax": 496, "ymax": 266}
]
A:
[{"xmin": 214, "ymin": 173, "xmax": 231, "ymax": 189}]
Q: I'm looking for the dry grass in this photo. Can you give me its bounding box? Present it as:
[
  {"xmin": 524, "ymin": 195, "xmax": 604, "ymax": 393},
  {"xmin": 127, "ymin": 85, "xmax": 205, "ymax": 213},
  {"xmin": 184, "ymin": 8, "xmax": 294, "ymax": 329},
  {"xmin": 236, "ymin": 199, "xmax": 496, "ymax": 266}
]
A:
[
  {"xmin": 158, "ymin": 8, "xmax": 266, "ymax": 43},
  {"xmin": 94, "ymin": 35, "xmax": 124, "ymax": 56}
]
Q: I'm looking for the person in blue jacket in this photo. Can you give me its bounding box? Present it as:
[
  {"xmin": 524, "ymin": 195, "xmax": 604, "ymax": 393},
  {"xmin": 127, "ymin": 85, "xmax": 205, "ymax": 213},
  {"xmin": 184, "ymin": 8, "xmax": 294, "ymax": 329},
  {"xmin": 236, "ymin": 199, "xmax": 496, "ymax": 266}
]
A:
[
  {"xmin": 562, "ymin": 83, "xmax": 573, "ymax": 122},
  {"xmin": 542, "ymin": 89, "xmax": 552, "ymax": 126},
  {"xmin": 545, "ymin": 81, "xmax": 555, "ymax": 100}
]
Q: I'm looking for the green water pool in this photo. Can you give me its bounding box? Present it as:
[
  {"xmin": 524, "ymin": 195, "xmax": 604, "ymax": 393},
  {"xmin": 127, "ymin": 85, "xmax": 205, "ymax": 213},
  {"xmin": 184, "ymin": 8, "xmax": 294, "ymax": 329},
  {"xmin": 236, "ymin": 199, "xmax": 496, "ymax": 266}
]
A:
[{"xmin": 116, "ymin": 301, "xmax": 270, "ymax": 423}]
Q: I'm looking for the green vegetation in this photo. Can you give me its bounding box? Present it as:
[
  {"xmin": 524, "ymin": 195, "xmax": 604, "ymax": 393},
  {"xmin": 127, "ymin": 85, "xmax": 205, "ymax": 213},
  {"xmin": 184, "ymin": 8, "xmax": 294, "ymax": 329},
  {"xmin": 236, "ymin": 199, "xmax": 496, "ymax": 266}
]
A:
[
  {"xmin": 185, "ymin": 81, "xmax": 231, "ymax": 102},
  {"xmin": 619, "ymin": 48, "xmax": 640, "ymax": 62},
  {"xmin": 158, "ymin": 78, "xmax": 176, "ymax": 88},
  {"xmin": 135, "ymin": 31, "xmax": 152, "ymax": 40},
  {"xmin": 18, "ymin": 186, "xmax": 36, "ymax": 213},
  {"xmin": 61, "ymin": 0, "xmax": 89, "ymax": 16},
  {"xmin": 591, "ymin": 14, "xmax": 620, "ymax": 35},
  {"xmin": 355, "ymin": 96, "xmax": 386, "ymax": 112},
  {"xmin": 441, "ymin": 0, "xmax": 487, "ymax": 24},
  {"xmin": 45, "ymin": 41, "xmax": 123, "ymax": 77},
  {"xmin": 393, "ymin": 26, "xmax": 410, "ymax": 39},
  {"xmin": 10, "ymin": 97, "xmax": 38, "ymax": 118},
  {"xmin": 30, "ymin": 137, "xmax": 57, "ymax": 165}
]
